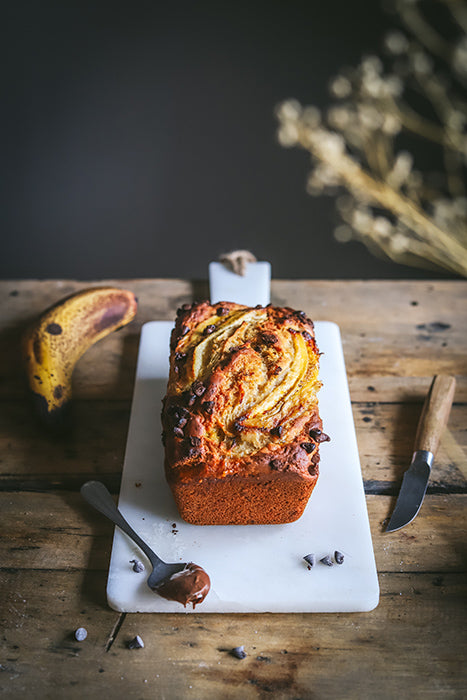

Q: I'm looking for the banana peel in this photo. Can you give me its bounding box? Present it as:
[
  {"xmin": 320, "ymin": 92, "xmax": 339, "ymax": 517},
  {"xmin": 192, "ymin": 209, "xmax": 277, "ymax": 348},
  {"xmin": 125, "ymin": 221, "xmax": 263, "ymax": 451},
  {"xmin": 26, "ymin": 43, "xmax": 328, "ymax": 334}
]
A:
[{"xmin": 22, "ymin": 286, "xmax": 138, "ymax": 429}]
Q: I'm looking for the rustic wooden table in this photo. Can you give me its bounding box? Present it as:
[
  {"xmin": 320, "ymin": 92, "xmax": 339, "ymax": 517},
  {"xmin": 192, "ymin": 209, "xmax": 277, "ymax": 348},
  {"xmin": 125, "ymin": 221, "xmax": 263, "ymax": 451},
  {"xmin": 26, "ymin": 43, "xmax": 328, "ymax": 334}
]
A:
[{"xmin": 1, "ymin": 279, "xmax": 466, "ymax": 699}]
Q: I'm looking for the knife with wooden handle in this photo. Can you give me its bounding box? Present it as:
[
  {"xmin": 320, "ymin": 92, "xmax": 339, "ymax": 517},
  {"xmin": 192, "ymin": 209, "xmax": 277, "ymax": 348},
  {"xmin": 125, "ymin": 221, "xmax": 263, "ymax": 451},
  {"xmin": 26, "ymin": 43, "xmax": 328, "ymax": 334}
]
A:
[{"xmin": 385, "ymin": 374, "xmax": 456, "ymax": 533}]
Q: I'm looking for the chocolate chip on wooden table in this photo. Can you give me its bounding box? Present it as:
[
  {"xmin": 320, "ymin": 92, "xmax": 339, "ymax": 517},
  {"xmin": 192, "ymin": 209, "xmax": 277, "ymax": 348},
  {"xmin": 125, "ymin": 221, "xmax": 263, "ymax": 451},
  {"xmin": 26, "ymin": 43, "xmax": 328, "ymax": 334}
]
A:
[
  {"xmin": 231, "ymin": 646, "xmax": 247, "ymax": 659},
  {"xmin": 74, "ymin": 627, "xmax": 87, "ymax": 641},
  {"xmin": 128, "ymin": 635, "xmax": 145, "ymax": 649}
]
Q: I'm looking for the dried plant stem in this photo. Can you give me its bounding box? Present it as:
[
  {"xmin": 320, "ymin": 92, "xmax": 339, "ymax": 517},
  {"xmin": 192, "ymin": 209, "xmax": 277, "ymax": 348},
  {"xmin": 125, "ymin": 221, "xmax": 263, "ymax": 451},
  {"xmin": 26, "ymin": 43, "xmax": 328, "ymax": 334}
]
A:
[
  {"xmin": 296, "ymin": 123, "xmax": 467, "ymax": 275},
  {"xmin": 397, "ymin": 0, "xmax": 452, "ymax": 62},
  {"xmin": 397, "ymin": 105, "xmax": 467, "ymax": 154},
  {"xmin": 450, "ymin": 0, "xmax": 467, "ymax": 34}
]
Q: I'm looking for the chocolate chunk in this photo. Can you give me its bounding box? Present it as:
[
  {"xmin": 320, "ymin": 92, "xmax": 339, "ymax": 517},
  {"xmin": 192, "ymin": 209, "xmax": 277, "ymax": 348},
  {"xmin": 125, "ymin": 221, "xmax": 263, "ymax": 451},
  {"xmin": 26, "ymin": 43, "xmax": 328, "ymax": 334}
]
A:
[
  {"xmin": 169, "ymin": 405, "xmax": 189, "ymax": 423},
  {"xmin": 173, "ymin": 426, "xmax": 184, "ymax": 438},
  {"xmin": 309, "ymin": 428, "xmax": 321, "ymax": 439},
  {"xmin": 175, "ymin": 352, "xmax": 187, "ymax": 362},
  {"xmin": 177, "ymin": 416, "xmax": 188, "ymax": 428},
  {"xmin": 216, "ymin": 306, "xmax": 229, "ymax": 316},
  {"xmin": 183, "ymin": 390, "xmax": 196, "ymax": 406},
  {"xmin": 204, "ymin": 324, "xmax": 216, "ymax": 335},
  {"xmin": 128, "ymin": 635, "xmax": 145, "ymax": 649},
  {"xmin": 130, "ymin": 559, "xmax": 145, "ymax": 573},
  {"xmin": 320, "ymin": 555, "xmax": 333, "ymax": 567},
  {"xmin": 192, "ymin": 380, "xmax": 206, "ymax": 397},
  {"xmin": 202, "ymin": 401, "xmax": 214, "ymax": 414},
  {"xmin": 271, "ymin": 364, "xmax": 282, "ymax": 376},
  {"xmin": 309, "ymin": 428, "xmax": 331, "ymax": 442},
  {"xmin": 270, "ymin": 425, "xmax": 283, "ymax": 438},
  {"xmin": 300, "ymin": 442, "xmax": 315, "ymax": 454},
  {"xmin": 261, "ymin": 332, "xmax": 278, "ymax": 345},
  {"xmin": 296, "ymin": 310, "xmax": 307, "ymax": 320},
  {"xmin": 301, "ymin": 331, "xmax": 312, "ymax": 341},
  {"xmin": 231, "ymin": 646, "xmax": 247, "ymax": 659},
  {"xmin": 303, "ymin": 553, "xmax": 316, "ymax": 567},
  {"xmin": 334, "ymin": 551, "xmax": 345, "ymax": 565},
  {"xmin": 270, "ymin": 458, "xmax": 283, "ymax": 470},
  {"xmin": 180, "ymin": 325, "xmax": 189, "ymax": 337}
]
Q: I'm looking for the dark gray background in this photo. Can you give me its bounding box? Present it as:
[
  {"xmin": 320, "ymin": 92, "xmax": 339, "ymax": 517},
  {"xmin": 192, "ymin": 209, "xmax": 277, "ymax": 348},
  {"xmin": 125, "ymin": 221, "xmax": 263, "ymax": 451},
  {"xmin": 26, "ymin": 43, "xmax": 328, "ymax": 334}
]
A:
[{"xmin": 2, "ymin": 0, "xmax": 457, "ymax": 280}]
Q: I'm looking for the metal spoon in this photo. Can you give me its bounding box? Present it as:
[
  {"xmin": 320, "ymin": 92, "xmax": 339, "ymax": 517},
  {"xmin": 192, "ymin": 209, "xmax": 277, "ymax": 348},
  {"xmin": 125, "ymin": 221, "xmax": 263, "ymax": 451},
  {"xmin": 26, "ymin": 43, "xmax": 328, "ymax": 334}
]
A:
[{"xmin": 80, "ymin": 480, "xmax": 187, "ymax": 590}]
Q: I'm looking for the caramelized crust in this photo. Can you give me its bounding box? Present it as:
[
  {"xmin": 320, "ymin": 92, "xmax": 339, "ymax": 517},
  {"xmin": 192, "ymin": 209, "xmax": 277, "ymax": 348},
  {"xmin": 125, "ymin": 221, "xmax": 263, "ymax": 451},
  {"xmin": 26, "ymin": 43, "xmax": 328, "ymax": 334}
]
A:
[{"xmin": 162, "ymin": 301, "xmax": 329, "ymax": 525}]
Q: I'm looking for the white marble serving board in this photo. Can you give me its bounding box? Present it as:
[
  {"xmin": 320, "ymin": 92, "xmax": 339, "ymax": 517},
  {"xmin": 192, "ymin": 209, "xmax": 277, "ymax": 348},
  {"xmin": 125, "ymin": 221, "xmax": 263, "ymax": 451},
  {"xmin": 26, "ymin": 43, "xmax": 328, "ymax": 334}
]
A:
[{"xmin": 106, "ymin": 320, "xmax": 379, "ymax": 613}]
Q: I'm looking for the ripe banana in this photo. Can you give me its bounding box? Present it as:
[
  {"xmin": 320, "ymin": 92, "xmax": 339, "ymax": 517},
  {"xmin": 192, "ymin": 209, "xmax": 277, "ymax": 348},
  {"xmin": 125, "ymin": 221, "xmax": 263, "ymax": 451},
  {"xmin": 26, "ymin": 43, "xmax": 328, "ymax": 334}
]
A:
[{"xmin": 22, "ymin": 286, "xmax": 138, "ymax": 428}]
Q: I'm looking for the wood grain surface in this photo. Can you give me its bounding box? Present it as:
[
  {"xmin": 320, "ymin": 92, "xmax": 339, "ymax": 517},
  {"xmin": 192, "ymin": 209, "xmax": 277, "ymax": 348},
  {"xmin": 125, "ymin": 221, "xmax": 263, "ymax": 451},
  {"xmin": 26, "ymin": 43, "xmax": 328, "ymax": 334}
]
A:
[{"xmin": 0, "ymin": 279, "xmax": 466, "ymax": 699}]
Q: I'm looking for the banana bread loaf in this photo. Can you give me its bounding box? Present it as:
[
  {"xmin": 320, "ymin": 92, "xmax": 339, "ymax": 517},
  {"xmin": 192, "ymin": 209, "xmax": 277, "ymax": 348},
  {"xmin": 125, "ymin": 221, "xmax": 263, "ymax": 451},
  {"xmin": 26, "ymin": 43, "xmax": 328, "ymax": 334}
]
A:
[{"xmin": 161, "ymin": 301, "xmax": 329, "ymax": 525}]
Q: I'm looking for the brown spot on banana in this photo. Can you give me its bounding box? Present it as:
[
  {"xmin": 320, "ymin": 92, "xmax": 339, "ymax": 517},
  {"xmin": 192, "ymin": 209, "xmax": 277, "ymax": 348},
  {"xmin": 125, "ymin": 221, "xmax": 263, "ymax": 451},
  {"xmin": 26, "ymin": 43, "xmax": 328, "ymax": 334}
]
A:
[
  {"xmin": 22, "ymin": 286, "xmax": 137, "ymax": 430},
  {"xmin": 45, "ymin": 322, "xmax": 63, "ymax": 335},
  {"xmin": 53, "ymin": 385, "xmax": 64, "ymax": 399},
  {"xmin": 33, "ymin": 337, "xmax": 43, "ymax": 364}
]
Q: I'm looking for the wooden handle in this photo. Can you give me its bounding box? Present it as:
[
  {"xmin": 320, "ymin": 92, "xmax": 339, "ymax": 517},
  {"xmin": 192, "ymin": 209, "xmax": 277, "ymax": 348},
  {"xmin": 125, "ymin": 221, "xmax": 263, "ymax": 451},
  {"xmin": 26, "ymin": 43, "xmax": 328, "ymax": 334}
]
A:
[{"xmin": 414, "ymin": 375, "xmax": 456, "ymax": 455}]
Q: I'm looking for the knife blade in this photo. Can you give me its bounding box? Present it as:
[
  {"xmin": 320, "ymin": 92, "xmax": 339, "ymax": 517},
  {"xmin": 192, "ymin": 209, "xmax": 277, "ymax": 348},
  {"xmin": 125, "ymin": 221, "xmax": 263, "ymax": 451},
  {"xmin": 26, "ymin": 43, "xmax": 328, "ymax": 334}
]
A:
[{"xmin": 386, "ymin": 374, "xmax": 456, "ymax": 533}]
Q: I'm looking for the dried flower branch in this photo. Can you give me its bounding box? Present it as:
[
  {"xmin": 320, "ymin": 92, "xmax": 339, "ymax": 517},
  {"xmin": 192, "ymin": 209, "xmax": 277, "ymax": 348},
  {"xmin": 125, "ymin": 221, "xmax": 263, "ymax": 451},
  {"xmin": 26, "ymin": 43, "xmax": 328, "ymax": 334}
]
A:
[{"xmin": 277, "ymin": 0, "xmax": 467, "ymax": 276}]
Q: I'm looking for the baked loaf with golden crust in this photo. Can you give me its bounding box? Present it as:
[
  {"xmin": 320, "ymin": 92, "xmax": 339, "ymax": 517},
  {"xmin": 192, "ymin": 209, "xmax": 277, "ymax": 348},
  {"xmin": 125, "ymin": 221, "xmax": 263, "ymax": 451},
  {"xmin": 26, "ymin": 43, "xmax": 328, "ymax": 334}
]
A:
[{"xmin": 162, "ymin": 301, "xmax": 329, "ymax": 525}]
